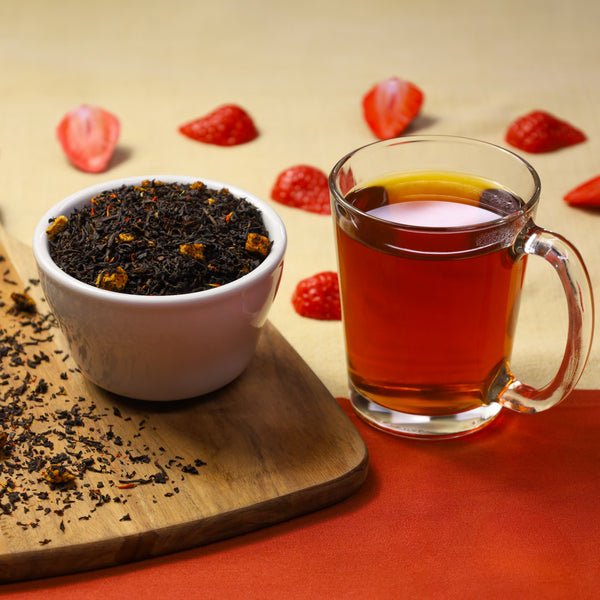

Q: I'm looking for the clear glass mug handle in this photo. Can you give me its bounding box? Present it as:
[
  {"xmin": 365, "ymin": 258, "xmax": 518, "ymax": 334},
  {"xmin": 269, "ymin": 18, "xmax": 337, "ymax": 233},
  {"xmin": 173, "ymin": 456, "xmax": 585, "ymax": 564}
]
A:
[{"xmin": 495, "ymin": 224, "xmax": 595, "ymax": 413}]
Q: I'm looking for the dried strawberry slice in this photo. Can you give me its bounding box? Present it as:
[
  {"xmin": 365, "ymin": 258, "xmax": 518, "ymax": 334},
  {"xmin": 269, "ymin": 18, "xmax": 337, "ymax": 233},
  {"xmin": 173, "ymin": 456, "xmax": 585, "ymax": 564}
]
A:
[
  {"xmin": 362, "ymin": 77, "xmax": 424, "ymax": 140},
  {"xmin": 292, "ymin": 271, "xmax": 341, "ymax": 321},
  {"xmin": 505, "ymin": 110, "xmax": 586, "ymax": 153},
  {"xmin": 564, "ymin": 175, "xmax": 600, "ymax": 208},
  {"xmin": 178, "ymin": 104, "xmax": 258, "ymax": 146},
  {"xmin": 56, "ymin": 105, "xmax": 120, "ymax": 173},
  {"xmin": 271, "ymin": 165, "xmax": 330, "ymax": 215}
]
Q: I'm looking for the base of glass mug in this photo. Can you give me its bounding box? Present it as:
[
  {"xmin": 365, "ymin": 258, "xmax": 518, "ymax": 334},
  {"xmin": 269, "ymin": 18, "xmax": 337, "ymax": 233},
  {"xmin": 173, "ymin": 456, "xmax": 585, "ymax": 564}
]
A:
[{"xmin": 349, "ymin": 387, "xmax": 503, "ymax": 440}]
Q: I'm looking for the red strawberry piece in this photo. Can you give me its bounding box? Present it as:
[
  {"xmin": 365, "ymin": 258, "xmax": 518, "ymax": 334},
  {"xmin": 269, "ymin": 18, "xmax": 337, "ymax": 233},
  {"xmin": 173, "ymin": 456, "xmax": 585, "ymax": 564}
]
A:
[
  {"xmin": 271, "ymin": 165, "xmax": 330, "ymax": 215},
  {"xmin": 56, "ymin": 105, "xmax": 120, "ymax": 173},
  {"xmin": 178, "ymin": 104, "xmax": 258, "ymax": 146},
  {"xmin": 292, "ymin": 271, "xmax": 341, "ymax": 320},
  {"xmin": 564, "ymin": 175, "xmax": 600, "ymax": 208},
  {"xmin": 505, "ymin": 110, "xmax": 586, "ymax": 153},
  {"xmin": 362, "ymin": 77, "xmax": 424, "ymax": 140}
]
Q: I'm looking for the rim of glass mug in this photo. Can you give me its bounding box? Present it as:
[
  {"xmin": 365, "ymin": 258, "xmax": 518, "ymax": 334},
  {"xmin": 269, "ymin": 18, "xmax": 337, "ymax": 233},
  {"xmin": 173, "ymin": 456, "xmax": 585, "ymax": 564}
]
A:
[{"xmin": 329, "ymin": 135, "xmax": 542, "ymax": 257}]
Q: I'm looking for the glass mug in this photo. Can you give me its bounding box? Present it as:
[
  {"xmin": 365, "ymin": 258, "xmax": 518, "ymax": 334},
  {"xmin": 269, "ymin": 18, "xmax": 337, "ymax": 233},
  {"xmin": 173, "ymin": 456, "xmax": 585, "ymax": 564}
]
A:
[{"xmin": 330, "ymin": 136, "xmax": 594, "ymax": 439}]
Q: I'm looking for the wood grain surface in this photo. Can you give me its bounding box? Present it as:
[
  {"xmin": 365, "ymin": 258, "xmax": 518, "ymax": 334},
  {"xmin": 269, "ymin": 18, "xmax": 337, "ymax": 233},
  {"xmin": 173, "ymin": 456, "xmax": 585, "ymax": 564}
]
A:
[{"xmin": 0, "ymin": 232, "xmax": 368, "ymax": 583}]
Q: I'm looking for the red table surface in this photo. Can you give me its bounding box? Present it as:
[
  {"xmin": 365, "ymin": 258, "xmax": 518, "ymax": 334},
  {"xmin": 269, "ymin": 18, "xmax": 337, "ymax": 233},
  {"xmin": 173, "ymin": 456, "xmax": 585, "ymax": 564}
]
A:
[{"xmin": 3, "ymin": 391, "xmax": 599, "ymax": 599}]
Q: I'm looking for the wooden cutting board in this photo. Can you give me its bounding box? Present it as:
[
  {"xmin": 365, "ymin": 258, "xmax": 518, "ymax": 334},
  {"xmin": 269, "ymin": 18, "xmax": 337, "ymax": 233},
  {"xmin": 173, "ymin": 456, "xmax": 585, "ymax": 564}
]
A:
[{"xmin": 0, "ymin": 231, "xmax": 368, "ymax": 583}]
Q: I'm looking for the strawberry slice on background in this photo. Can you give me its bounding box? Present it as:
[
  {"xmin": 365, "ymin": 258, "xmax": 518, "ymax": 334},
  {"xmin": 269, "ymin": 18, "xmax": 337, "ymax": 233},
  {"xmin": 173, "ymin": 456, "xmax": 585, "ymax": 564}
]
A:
[
  {"xmin": 564, "ymin": 175, "xmax": 600, "ymax": 208},
  {"xmin": 362, "ymin": 77, "xmax": 424, "ymax": 140},
  {"xmin": 56, "ymin": 105, "xmax": 120, "ymax": 173},
  {"xmin": 178, "ymin": 104, "xmax": 258, "ymax": 146},
  {"xmin": 270, "ymin": 165, "xmax": 330, "ymax": 215},
  {"xmin": 505, "ymin": 110, "xmax": 586, "ymax": 153},
  {"xmin": 292, "ymin": 271, "xmax": 341, "ymax": 321}
]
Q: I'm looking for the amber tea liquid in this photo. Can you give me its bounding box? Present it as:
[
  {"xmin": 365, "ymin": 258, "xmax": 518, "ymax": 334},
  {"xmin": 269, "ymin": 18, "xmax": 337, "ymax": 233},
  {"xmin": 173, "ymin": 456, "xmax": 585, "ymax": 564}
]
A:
[{"xmin": 336, "ymin": 171, "xmax": 527, "ymax": 416}]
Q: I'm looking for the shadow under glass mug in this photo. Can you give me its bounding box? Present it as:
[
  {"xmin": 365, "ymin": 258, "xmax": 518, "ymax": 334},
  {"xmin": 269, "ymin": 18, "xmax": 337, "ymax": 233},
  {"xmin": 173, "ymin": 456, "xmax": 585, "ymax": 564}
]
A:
[{"xmin": 330, "ymin": 136, "xmax": 594, "ymax": 439}]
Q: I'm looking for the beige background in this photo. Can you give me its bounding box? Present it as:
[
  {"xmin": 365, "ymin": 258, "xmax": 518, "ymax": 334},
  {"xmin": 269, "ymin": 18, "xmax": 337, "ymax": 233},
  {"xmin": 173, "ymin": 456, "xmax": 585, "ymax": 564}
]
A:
[{"xmin": 1, "ymin": 0, "xmax": 599, "ymax": 396}]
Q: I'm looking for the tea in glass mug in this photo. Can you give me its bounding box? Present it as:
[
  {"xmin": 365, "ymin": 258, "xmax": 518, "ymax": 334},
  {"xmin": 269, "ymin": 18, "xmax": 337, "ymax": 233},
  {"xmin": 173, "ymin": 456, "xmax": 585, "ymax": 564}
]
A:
[{"xmin": 330, "ymin": 136, "xmax": 594, "ymax": 439}]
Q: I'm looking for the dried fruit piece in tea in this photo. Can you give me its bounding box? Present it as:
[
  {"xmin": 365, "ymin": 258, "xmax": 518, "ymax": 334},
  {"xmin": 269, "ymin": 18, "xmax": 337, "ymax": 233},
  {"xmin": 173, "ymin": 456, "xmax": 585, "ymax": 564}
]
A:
[
  {"xmin": 96, "ymin": 266, "xmax": 128, "ymax": 291},
  {"xmin": 179, "ymin": 243, "xmax": 206, "ymax": 260},
  {"xmin": 45, "ymin": 215, "xmax": 68, "ymax": 240},
  {"xmin": 9, "ymin": 291, "xmax": 37, "ymax": 313},
  {"xmin": 245, "ymin": 233, "xmax": 269, "ymax": 256},
  {"xmin": 43, "ymin": 466, "xmax": 76, "ymax": 486}
]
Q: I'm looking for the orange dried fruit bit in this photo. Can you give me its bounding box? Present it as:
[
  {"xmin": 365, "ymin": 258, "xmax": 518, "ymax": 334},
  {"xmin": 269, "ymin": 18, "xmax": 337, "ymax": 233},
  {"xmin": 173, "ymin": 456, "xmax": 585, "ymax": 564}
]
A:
[
  {"xmin": 189, "ymin": 181, "xmax": 204, "ymax": 190},
  {"xmin": 118, "ymin": 232, "xmax": 135, "ymax": 242},
  {"xmin": 46, "ymin": 215, "xmax": 68, "ymax": 240},
  {"xmin": 96, "ymin": 266, "xmax": 128, "ymax": 291},
  {"xmin": 43, "ymin": 466, "xmax": 76, "ymax": 485},
  {"xmin": 245, "ymin": 233, "xmax": 269, "ymax": 256},
  {"xmin": 179, "ymin": 243, "xmax": 205, "ymax": 260},
  {"xmin": 10, "ymin": 291, "xmax": 36, "ymax": 313}
]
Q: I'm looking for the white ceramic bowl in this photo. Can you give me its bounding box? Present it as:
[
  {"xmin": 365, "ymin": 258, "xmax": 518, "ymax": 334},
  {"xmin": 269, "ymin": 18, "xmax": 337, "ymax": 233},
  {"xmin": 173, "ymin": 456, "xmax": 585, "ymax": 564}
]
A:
[{"xmin": 32, "ymin": 175, "xmax": 287, "ymax": 401}]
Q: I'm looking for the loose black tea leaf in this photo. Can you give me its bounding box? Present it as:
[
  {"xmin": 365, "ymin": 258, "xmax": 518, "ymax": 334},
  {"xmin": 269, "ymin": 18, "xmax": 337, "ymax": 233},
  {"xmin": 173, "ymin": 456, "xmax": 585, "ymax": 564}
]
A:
[{"xmin": 47, "ymin": 180, "xmax": 272, "ymax": 295}]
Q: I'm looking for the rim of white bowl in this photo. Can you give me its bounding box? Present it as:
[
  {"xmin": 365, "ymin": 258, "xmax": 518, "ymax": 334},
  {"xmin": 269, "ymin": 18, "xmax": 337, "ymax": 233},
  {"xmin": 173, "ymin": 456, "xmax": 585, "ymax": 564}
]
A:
[{"xmin": 32, "ymin": 175, "xmax": 287, "ymax": 305}]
